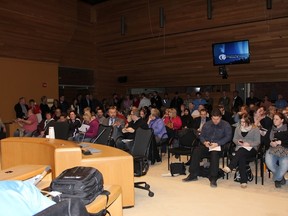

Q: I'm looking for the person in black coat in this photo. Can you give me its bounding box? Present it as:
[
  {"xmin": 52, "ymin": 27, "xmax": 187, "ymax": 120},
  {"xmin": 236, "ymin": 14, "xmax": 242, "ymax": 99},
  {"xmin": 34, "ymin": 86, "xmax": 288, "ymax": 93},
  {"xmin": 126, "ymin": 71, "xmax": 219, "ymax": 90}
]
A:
[
  {"xmin": 192, "ymin": 109, "xmax": 210, "ymax": 132},
  {"xmin": 232, "ymin": 90, "xmax": 243, "ymax": 112},
  {"xmin": 14, "ymin": 97, "xmax": 29, "ymax": 119},
  {"xmin": 181, "ymin": 108, "xmax": 194, "ymax": 129}
]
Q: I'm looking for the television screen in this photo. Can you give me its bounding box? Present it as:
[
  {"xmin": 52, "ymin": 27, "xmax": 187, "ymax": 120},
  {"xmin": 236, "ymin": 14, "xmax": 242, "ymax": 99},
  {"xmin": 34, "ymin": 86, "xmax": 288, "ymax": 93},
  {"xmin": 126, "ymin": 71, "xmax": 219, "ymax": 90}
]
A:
[{"xmin": 212, "ymin": 40, "xmax": 250, "ymax": 66}]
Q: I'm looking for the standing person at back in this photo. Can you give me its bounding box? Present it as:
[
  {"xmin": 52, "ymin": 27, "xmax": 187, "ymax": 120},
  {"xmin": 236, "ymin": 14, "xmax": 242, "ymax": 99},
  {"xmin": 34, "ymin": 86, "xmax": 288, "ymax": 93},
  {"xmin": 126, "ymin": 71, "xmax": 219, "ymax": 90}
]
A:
[
  {"xmin": 232, "ymin": 90, "xmax": 243, "ymax": 113},
  {"xmin": 59, "ymin": 95, "xmax": 69, "ymax": 114},
  {"xmin": 183, "ymin": 109, "xmax": 232, "ymax": 188},
  {"xmin": 40, "ymin": 96, "xmax": 50, "ymax": 120},
  {"xmin": 138, "ymin": 93, "xmax": 151, "ymax": 109},
  {"xmin": 218, "ymin": 90, "xmax": 230, "ymax": 112},
  {"xmin": 204, "ymin": 91, "xmax": 214, "ymax": 114},
  {"xmin": 150, "ymin": 91, "xmax": 162, "ymax": 110},
  {"xmin": 246, "ymin": 90, "xmax": 260, "ymax": 107},
  {"xmin": 170, "ymin": 92, "xmax": 184, "ymax": 115}
]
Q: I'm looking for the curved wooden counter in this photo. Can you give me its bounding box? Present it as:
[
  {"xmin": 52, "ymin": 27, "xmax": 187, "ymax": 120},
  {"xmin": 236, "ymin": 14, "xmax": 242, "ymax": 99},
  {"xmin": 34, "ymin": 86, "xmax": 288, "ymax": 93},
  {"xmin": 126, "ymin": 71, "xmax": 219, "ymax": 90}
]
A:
[{"xmin": 0, "ymin": 137, "xmax": 134, "ymax": 207}]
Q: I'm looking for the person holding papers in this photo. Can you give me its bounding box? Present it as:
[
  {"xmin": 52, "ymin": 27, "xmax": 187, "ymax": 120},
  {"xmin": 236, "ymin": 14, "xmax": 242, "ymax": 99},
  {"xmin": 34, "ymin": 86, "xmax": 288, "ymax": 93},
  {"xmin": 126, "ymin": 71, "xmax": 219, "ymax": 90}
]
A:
[
  {"xmin": 183, "ymin": 109, "xmax": 232, "ymax": 187},
  {"xmin": 74, "ymin": 111, "xmax": 99, "ymax": 142},
  {"xmin": 222, "ymin": 114, "xmax": 260, "ymax": 188}
]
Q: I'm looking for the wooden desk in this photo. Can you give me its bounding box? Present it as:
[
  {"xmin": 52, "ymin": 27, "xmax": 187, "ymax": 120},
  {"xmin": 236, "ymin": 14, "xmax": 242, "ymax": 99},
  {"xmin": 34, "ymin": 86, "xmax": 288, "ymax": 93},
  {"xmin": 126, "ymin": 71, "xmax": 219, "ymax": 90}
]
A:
[
  {"xmin": 4, "ymin": 122, "xmax": 19, "ymax": 137},
  {"xmin": 0, "ymin": 164, "xmax": 123, "ymax": 215},
  {"xmin": 0, "ymin": 137, "xmax": 134, "ymax": 207},
  {"xmin": 0, "ymin": 164, "xmax": 52, "ymax": 190},
  {"xmin": 87, "ymin": 185, "xmax": 123, "ymax": 216}
]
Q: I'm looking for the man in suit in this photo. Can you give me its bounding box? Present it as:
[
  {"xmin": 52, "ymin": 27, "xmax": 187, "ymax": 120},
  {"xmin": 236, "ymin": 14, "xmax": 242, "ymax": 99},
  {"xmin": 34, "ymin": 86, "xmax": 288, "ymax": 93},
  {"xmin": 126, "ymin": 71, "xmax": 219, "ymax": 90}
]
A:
[
  {"xmin": 102, "ymin": 106, "xmax": 125, "ymax": 145},
  {"xmin": 192, "ymin": 108, "xmax": 210, "ymax": 133},
  {"xmin": 14, "ymin": 97, "xmax": 29, "ymax": 119},
  {"xmin": 115, "ymin": 108, "xmax": 148, "ymax": 152},
  {"xmin": 80, "ymin": 94, "xmax": 92, "ymax": 114}
]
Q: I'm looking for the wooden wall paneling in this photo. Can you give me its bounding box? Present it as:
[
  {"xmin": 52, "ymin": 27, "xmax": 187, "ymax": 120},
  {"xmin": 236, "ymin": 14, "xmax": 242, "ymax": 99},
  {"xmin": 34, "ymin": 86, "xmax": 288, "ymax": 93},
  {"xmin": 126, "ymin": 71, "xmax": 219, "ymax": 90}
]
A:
[{"xmin": 0, "ymin": 0, "xmax": 77, "ymax": 62}]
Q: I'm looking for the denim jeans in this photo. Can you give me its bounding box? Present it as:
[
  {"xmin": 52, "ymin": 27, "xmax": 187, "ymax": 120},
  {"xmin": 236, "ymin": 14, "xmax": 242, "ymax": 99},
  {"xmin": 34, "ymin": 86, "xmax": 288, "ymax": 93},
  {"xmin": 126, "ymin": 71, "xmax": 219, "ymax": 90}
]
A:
[{"xmin": 265, "ymin": 148, "xmax": 288, "ymax": 181}]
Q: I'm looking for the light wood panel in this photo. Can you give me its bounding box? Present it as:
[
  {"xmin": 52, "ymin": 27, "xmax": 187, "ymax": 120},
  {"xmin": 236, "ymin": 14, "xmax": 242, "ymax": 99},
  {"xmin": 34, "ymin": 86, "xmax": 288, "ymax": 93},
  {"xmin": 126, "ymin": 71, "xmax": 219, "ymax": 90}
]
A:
[{"xmin": 0, "ymin": 137, "xmax": 134, "ymax": 207}]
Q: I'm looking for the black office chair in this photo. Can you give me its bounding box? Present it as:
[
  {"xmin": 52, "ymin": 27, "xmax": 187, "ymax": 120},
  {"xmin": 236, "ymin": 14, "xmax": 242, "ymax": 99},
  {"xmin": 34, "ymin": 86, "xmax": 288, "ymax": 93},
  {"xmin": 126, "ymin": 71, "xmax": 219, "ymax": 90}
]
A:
[
  {"xmin": 90, "ymin": 124, "xmax": 113, "ymax": 146},
  {"xmin": 167, "ymin": 128, "xmax": 199, "ymax": 170},
  {"xmin": 54, "ymin": 122, "xmax": 70, "ymax": 140},
  {"xmin": 131, "ymin": 127, "xmax": 154, "ymax": 197}
]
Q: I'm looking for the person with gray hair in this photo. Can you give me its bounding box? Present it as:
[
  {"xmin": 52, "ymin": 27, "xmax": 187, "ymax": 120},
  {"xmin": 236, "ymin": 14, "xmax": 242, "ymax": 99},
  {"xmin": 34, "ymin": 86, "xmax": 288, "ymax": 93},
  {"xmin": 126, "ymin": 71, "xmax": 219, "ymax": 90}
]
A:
[{"xmin": 116, "ymin": 108, "xmax": 148, "ymax": 152}]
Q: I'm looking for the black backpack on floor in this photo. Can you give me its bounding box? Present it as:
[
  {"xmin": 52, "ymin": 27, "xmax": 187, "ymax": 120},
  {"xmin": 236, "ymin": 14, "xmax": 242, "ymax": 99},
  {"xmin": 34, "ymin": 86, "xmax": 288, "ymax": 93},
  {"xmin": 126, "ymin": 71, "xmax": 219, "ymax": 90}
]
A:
[{"xmin": 50, "ymin": 166, "xmax": 104, "ymax": 205}]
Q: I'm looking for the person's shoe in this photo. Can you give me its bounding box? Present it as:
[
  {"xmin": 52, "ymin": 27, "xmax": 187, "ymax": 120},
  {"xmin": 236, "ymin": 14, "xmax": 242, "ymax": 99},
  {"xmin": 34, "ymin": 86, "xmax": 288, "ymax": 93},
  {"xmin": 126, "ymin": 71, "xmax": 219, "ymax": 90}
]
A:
[
  {"xmin": 210, "ymin": 179, "xmax": 217, "ymax": 188},
  {"xmin": 240, "ymin": 183, "xmax": 247, "ymax": 188},
  {"xmin": 275, "ymin": 180, "xmax": 282, "ymax": 188},
  {"xmin": 222, "ymin": 166, "xmax": 231, "ymax": 173},
  {"xmin": 182, "ymin": 174, "xmax": 198, "ymax": 182},
  {"xmin": 281, "ymin": 177, "xmax": 286, "ymax": 185}
]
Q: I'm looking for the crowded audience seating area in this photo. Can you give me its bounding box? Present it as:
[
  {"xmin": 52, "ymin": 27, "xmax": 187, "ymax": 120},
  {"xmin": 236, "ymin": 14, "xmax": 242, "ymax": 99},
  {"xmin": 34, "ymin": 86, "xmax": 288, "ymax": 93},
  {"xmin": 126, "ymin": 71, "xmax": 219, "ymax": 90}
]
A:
[{"xmin": 2, "ymin": 90, "xmax": 288, "ymax": 190}]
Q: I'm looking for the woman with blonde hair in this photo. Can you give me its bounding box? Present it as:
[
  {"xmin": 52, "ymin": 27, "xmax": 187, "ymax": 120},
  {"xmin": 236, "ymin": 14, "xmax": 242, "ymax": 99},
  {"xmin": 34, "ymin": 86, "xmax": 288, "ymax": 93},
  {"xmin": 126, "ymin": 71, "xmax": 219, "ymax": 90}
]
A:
[
  {"xmin": 163, "ymin": 108, "xmax": 182, "ymax": 140},
  {"xmin": 74, "ymin": 111, "xmax": 99, "ymax": 142},
  {"xmin": 223, "ymin": 114, "xmax": 260, "ymax": 188},
  {"xmin": 148, "ymin": 108, "xmax": 168, "ymax": 163}
]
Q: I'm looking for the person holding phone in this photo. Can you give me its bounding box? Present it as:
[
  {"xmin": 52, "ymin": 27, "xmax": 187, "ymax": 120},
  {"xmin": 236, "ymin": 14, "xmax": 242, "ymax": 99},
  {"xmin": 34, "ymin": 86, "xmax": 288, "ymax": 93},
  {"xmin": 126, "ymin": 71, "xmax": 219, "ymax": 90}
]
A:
[
  {"xmin": 222, "ymin": 114, "xmax": 260, "ymax": 188},
  {"xmin": 265, "ymin": 112, "xmax": 288, "ymax": 188},
  {"xmin": 182, "ymin": 109, "xmax": 232, "ymax": 188}
]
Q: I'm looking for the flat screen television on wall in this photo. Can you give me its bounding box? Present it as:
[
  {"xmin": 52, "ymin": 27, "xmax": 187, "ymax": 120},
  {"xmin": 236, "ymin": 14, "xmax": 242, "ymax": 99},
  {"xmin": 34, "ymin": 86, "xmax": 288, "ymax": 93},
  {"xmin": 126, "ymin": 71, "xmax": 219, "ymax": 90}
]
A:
[{"xmin": 212, "ymin": 40, "xmax": 250, "ymax": 66}]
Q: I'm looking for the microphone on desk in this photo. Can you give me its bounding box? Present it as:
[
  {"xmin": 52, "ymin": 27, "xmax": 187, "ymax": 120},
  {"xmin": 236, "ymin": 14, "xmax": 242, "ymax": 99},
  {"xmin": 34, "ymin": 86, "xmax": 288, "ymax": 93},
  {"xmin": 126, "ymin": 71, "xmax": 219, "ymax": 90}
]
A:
[{"xmin": 33, "ymin": 166, "xmax": 51, "ymax": 185}]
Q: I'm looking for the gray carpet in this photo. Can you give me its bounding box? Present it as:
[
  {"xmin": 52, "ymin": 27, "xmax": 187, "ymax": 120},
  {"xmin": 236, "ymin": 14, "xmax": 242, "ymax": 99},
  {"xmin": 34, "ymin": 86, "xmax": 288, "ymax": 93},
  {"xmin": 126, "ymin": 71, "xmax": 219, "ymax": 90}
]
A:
[{"xmin": 124, "ymin": 155, "xmax": 288, "ymax": 216}]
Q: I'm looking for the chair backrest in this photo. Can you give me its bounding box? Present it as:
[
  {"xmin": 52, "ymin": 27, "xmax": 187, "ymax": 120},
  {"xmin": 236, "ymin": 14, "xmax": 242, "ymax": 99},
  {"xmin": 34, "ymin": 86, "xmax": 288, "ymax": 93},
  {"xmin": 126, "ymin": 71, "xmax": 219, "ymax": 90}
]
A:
[
  {"xmin": 131, "ymin": 127, "xmax": 153, "ymax": 157},
  {"xmin": 91, "ymin": 124, "xmax": 113, "ymax": 145},
  {"xmin": 178, "ymin": 128, "xmax": 198, "ymax": 148},
  {"xmin": 54, "ymin": 122, "xmax": 70, "ymax": 140}
]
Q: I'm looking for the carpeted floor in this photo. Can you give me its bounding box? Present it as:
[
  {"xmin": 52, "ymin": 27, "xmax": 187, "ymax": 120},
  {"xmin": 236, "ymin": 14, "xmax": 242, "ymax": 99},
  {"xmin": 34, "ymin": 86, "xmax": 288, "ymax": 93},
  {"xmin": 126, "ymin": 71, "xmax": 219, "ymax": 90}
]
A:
[{"xmin": 123, "ymin": 155, "xmax": 288, "ymax": 216}]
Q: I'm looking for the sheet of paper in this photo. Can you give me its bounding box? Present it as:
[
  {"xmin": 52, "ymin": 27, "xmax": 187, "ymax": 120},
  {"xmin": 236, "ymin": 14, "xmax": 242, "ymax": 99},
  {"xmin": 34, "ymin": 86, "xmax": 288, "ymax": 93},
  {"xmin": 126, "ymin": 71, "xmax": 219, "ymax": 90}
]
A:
[
  {"xmin": 78, "ymin": 124, "xmax": 90, "ymax": 132},
  {"xmin": 209, "ymin": 145, "xmax": 221, "ymax": 152}
]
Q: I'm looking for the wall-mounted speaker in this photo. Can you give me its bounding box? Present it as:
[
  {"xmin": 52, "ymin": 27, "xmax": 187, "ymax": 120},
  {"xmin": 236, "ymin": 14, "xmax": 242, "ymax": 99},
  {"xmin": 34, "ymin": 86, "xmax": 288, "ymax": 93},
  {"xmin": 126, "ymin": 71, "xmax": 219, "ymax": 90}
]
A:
[
  {"xmin": 159, "ymin": 7, "xmax": 165, "ymax": 28},
  {"xmin": 266, "ymin": 0, "xmax": 272, "ymax": 9},
  {"xmin": 219, "ymin": 66, "xmax": 228, "ymax": 79},
  {"xmin": 121, "ymin": 16, "xmax": 126, "ymax": 35},
  {"xmin": 207, "ymin": 0, "xmax": 212, "ymax": 20},
  {"xmin": 118, "ymin": 76, "xmax": 127, "ymax": 83}
]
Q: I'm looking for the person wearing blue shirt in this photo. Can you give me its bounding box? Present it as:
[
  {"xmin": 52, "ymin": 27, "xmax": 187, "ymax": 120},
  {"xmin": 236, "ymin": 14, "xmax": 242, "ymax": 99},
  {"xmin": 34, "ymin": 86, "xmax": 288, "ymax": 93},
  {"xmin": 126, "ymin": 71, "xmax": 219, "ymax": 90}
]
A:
[
  {"xmin": 192, "ymin": 92, "xmax": 207, "ymax": 111},
  {"xmin": 275, "ymin": 94, "xmax": 288, "ymax": 110},
  {"xmin": 182, "ymin": 108, "xmax": 232, "ymax": 187}
]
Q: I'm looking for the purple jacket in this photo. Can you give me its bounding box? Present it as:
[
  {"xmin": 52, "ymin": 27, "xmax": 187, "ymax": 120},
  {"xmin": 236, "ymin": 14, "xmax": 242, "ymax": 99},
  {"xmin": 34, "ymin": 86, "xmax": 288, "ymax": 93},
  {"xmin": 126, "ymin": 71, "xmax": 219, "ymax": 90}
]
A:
[
  {"xmin": 149, "ymin": 117, "xmax": 168, "ymax": 139},
  {"xmin": 85, "ymin": 118, "xmax": 99, "ymax": 138}
]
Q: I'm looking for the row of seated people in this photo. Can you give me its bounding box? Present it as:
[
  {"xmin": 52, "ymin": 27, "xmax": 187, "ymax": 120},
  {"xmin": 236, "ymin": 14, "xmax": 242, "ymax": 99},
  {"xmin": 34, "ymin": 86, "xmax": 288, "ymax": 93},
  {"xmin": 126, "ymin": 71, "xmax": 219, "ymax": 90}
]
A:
[
  {"xmin": 181, "ymin": 107, "xmax": 288, "ymax": 189},
  {"xmin": 12, "ymin": 102, "xmax": 288, "ymax": 189}
]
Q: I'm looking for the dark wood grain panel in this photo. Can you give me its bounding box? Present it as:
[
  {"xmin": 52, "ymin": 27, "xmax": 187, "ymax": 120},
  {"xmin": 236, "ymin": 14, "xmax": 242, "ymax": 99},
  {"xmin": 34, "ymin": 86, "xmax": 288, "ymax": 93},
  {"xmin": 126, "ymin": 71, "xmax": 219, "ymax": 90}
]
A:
[{"xmin": 0, "ymin": 0, "xmax": 287, "ymax": 100}]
